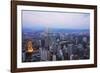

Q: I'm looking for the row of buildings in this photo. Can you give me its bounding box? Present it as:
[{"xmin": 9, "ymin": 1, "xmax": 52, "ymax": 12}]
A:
[{"xmin": 22, "ymin": 29, "xmax": 90, "ymax": 62}]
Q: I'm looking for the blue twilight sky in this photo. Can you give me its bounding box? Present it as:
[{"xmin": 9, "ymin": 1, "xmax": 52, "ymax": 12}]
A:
[{"xmin": 22, "ymin": 10, "xmax": 90, "ymax": 30}]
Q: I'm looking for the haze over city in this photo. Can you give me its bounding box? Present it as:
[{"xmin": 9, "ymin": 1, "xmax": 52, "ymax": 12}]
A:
[{"xmin": 22, "ymin": 10, "xmax": 90, "ymax": 30}]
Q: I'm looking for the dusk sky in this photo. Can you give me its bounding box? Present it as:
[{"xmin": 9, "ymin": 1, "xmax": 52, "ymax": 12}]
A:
[{"xmin": 22, "ymin": 10, "xmax": 90, "ymax": 30}]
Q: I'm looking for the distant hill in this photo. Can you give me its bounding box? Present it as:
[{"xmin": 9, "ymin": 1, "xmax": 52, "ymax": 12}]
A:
[
  {"xmin": 48, "ymin": 28, "xmax": 89, "ymax": 33},
  {"xmin": 22, "ymin": 28, "xmax": 89, "ymax": 33}
]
